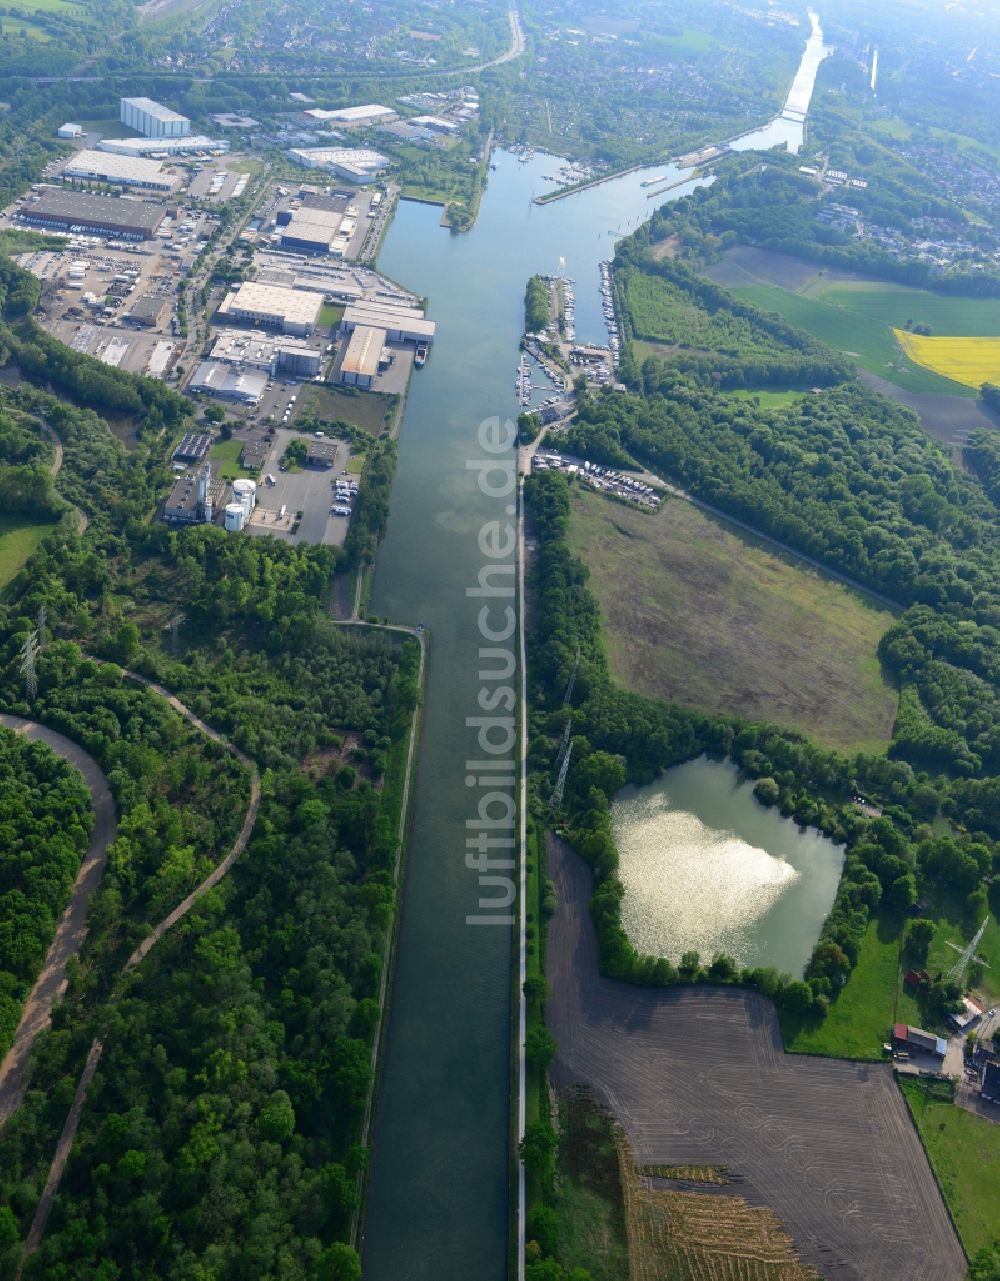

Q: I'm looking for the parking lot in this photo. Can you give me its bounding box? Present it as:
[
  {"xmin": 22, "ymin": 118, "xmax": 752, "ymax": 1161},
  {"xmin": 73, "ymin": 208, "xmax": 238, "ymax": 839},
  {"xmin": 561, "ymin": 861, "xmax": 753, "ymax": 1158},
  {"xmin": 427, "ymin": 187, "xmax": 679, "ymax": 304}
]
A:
[{"xmin": 246, "ymin": 427, "xmax": 355, "ymax": 547}]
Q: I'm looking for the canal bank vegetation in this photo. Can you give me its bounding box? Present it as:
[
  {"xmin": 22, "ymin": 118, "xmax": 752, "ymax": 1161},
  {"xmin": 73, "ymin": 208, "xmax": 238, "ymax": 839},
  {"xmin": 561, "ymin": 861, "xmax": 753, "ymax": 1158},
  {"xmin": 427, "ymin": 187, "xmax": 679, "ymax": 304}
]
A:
[
  {"xmin": 525, "ymin": 275, "xmax": 550, "ymax": 336},
  {"xmin": 0, "ymin": 307, "xmax": 419, "ymax": 1275}
]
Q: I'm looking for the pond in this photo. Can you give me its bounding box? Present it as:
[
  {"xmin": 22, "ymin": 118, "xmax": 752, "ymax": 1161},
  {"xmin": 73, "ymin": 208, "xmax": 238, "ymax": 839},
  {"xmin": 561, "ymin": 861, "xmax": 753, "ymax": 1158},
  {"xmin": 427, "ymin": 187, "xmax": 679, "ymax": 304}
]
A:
[{"xmin": 613, "ymin": 757, "xmax": 844, "ymax": 977}]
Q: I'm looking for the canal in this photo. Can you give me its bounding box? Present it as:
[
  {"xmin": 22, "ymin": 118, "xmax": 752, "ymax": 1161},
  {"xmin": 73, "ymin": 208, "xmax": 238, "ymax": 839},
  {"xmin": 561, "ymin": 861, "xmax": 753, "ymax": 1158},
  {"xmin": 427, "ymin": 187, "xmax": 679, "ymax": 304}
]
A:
[{"xmin": 363, "ymin": 16, "xmax": 831, "ymax": 1280}]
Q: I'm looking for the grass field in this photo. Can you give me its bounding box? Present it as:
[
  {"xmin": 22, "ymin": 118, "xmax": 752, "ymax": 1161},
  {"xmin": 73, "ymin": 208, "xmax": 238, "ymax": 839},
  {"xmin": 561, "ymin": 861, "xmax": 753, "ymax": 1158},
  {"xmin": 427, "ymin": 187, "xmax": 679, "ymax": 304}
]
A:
[
  {"xmin": 731, "ymin": 283, "xmax": 974, "ymax": 395},
  {"xmin": 0, "ymin": 518, "xmax": 58, "ymax": 590},
  {"xmin": 726, "ymin": 387, "xmax": 806, "ymax": 408},
  {"xmin": 900, "ymin": 1078, "xmax": 1000, "ymax": 1257},
  {"xmin": 210, "ymin": 436, "xmax": 252, "ymax": 480},
  {"xmin": 0, "ymin": 17, "xmax": 53, "ymax": 37},
  {"xmin": 298, "ymin": 384, "xmax": 393, "ymax": 435},
  {"xmin": 316, "ymin": 303, "xmax": 344, "ymax": 329},
  {"xmin": 782, "ymin": 913, "xmax": 905, "ymax": 1059},
  {"xmin": 894, "ymin": 331, "xmax": 1000, "ymax": 390},
  {"xmin": 566, "ymin": 487, "xmax": 897, "ymax": 754},
  {"xmin": 0, "ymin": 0, "xmax": 86, "ymax": 13}
]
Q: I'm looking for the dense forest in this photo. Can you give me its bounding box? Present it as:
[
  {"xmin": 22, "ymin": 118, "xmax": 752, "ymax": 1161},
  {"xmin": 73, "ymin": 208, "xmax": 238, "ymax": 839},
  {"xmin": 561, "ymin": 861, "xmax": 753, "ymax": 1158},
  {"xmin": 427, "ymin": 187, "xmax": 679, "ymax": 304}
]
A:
[
  {"xmin": 525, "ymin": 275, "xmax": 550, "ymax": 335},
  {"xmin": 0, "ymin": 729, "xmax": 93, "ymax": 1058}
]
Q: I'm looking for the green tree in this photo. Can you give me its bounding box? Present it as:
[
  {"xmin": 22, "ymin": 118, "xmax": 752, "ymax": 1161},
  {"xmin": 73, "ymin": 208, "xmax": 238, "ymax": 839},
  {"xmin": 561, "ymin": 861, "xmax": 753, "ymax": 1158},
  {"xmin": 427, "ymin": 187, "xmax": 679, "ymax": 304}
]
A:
[{"xmin": 259, "ymin": 1089, "xmax": 295, "ymax": 1143}]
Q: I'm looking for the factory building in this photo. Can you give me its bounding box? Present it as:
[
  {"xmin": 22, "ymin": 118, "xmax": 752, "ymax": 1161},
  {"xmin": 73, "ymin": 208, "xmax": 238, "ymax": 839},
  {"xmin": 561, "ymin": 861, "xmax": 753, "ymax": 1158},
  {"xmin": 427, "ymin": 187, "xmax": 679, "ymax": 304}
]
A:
[
  {"xmin": 17, "ymin": 189, "xmax": 166, "ymax": 240},
  {"xmin": 189, "ymin": 362, "xmax": 269, "ymax": 405},
  {"xmin": 340, "ymin": 302, "xmax": 435, "ymax": 346},
  {"xmin": 217, "ymin": 282, "xmax": 323, "ymax": 336},
  {"xmin": 208, "ymin": 330, "xmax": 323, "ymax": 378},
  {"xmin": 164, "ymin": 462, "xmax": 222, "ymax": 524},
  {"xmin": 408, "ymin": 115, "xmax": 461, "ymax": 135},
  {"xmin": 304, "ymin": 104, "xmax": 395, "ymax": 126},
  {"xmin": 121, "ymin": 96, "xmax": 191, "ymax": 139},
  {"xmin": 340, "ymin": 325, "xmax": 386, "ymax": 389},
  {"xmin": 62, "ymin": 149, "xmax": 177, "ymax": 192},
  {"xmin": 57, "ymin": 123, "xmax": 83, "ymax": 139},
  {"xmin": 289, "ymin": 147, "xmax": 390, "ymax": 183},
  {"xmin": 279, "ymin": 207, "xmax": 345, "ymax": 255},
  {"xmin": 97, "ymin": 135, "xmax": 228, "ymax": 157},
  {"xmin": 127, "ymin": 296, "xmax": 171, "ymax": 328}
]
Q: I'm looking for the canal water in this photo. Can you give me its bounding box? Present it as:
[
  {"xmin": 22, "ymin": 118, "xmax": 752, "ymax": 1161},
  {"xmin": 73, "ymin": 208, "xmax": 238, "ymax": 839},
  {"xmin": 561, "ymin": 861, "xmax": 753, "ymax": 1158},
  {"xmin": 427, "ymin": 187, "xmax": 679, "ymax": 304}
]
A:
[
  {"xmin": 613, "ymin": 757, "xmax": 844, "ymax": 977},
  {"xmin": 364, "ymin": 15, "xmax": 830, "ymax": 1281}
]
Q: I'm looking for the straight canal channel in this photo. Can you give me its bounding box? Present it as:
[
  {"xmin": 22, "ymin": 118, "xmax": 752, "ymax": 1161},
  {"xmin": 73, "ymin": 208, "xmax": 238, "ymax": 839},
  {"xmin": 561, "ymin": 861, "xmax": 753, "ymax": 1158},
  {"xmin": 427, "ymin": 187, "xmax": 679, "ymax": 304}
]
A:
[{"xmin": 363, "ymin": 22, "xmax": 828, "ymax": 1275}]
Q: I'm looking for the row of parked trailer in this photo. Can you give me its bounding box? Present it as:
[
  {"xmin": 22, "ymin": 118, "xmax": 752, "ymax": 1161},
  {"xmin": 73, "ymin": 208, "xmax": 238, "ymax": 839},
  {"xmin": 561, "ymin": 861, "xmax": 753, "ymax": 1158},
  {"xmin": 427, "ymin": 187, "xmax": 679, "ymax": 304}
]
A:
[{"xmin": 531, "ymin": 452, "xmax": 661, "ymax": 508}]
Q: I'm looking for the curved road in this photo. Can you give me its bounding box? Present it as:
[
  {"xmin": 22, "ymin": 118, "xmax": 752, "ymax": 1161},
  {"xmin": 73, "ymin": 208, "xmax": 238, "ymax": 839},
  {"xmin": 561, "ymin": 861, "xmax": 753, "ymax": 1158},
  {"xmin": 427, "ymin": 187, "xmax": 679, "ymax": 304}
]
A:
[
  {"xmin": 0, "ymin": 719, "xmax": 117, "ymax": 1132},
  {"xmin": 18, "ymin": 671, "xmax": 260, "ymax": 1264}
]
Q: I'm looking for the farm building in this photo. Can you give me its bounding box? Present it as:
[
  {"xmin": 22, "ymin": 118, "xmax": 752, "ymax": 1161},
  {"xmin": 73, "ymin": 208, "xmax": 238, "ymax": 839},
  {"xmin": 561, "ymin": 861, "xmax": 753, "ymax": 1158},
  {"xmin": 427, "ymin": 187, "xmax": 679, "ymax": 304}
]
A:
[{"xmin": 892, "ymin": 1023, "xmax": 947, "ymax": 1058}]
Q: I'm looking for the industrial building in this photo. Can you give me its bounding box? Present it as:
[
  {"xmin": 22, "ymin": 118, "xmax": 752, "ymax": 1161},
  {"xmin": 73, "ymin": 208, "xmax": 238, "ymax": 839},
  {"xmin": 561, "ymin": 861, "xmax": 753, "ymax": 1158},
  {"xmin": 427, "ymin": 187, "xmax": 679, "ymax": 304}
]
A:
[
  {"xmin": 408, "ymin": 115, "xmax": 461, "ymax": 134},
  {"xmin": 208, "ymin": 330, "xmax": 323, "ymax": 377},
  {"xmin": 240, "ymin": 438, "xmax": 270, "ymax": 470},
  {"xmin": 62, "ymin": 149, "xmax": 176, "ymax": 191},
  {"xmin": 340, "ymin": 302, "xmax": 435, "ymax": 345},
  {"xmin": 127, "ymin": 296, "xmax": 172, "ymax": 328},
  {"xmin": 289, "ymin": 147, "xmax": 389, "ymax": 183},
  {"xmin": 984, "ymin": 1062, "xmax": 1000, "ymax": 1104},
  {"xmin": 17, "ymin": 189, "xmax": 166, "ymax": 240},
  {"xmin": 163, "ymin": 462, "xmax": 223, "ymax": 524},
  {"xmin": 340, "ymin": 325, "xmax": 386, "ymax": 389},
  {"xmin": 172, "ymin": 431, "xmax": 212, "ymax": 463},
  {"xmin": 57, "ymin": 123, "xmax": 83, "ymax": 139},
  {"xmin": 97, "ymin": 135, "xmax": 228, "ymax": 157},
  {"xmin": 121, "ymin": 96, "xmax": 191, "ymax": 139},
  {"xmin": 189, "ymin": 361, "xmax": 269, "ymax": 405},
  {"xmin": 305, "ymin": 439, "xmax": 338, "ymax": 467},
  {"xmin": 304, "ymin": 104, "xmax": 395, "ymax": 126},
  {"xmin": 217, "ymin": 282, "xmax": 323, "ymax": 336},
  {"xmin": 279, "ymin": 207, "xmax": 345, "ymax": 255}
]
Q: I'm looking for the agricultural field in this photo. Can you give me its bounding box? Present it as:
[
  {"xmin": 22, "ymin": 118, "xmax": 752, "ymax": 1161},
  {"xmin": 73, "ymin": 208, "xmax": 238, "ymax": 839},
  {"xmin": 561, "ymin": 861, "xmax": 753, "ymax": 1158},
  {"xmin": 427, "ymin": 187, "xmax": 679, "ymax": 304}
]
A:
[
  {"xmin": 894, "ymin": 331, "xmax": 1000, "ymax": 390},
  {"xmin": 706, "ymin": 246, "xmax": 1000, "ymax": 396},
  {"xmin": 0, "ymin": 517, "xmax": 58, "ymax": 590},
  {"xmin": 565, "ymin": 487, "xmax": 897, "ymax": 754},
  {"xmin": 900, "ymin": 1078, "xmax": 1000, "ymax": 1257},
  {"xmin": 0, "ymin": 0, "xmax": 87, "ymax": 14}
]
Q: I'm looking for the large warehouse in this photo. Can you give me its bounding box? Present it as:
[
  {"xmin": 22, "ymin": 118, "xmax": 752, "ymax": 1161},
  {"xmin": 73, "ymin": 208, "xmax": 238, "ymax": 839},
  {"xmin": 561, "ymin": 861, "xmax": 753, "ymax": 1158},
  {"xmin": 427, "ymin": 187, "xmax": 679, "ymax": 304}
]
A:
[
  {"xmin": 304, "ymin": 104, "xmax": 395, "ymax": 126},
  {"xmin": 98, "ymin": 135, "xmax": 227, "ymax": 157},
  {"xmin": 279, "ymin": 207, "xmax": 344, "ymax": 255},
  {"xmin": 121, "ymin": 96, "xmax": 191, "ymax": 139},
  {"xmin": 17, "ymin": 189, "xmax": 166, "ymax": 240},
  {"xmin": 340, "ymin": 302, "xmax": 436, "ymax": 345},
  {"xmin": 62, "ymin": 149, "xmax": 177, "ymax": 191},
  {"xmin": 340, "ymin": 325, "xmax": 386, "ymax": 389},
  {"xmin": 289, "ymin": 147, "xmax": 389, "ymax": 183},
  {"xmin": 209, "ymin": 330, "xmax": 322, "ymax": 377},
  {"xmin": 189, "ymin": 362, "xmax": 268, "ymax": 405},
  {"xmin": 217, "ymin": 282, "xmax": 323, "ymax": 336}
]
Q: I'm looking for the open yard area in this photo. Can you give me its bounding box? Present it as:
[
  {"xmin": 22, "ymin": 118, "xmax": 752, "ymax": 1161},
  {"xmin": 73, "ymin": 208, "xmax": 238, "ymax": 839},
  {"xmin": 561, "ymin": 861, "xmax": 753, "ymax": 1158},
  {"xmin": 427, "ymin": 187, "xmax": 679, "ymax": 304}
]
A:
[
  {"xmin": 297, "ymin": 384, "xmax": 394, "ymax": 435},
  {"xmin": 705, "ymin": 246, "xmax": 1000, "ymax": 397},
  {"xmin": 0, "ymin": 517, "xmax": 58, "ymax": 590},
  {"xmin": 546, "ymin": 834, "xmax": 967, "ymax": 1281},
  {"xmin": 565, "ymin": 487, "xmax": 897, "ymax": 754},
  {"xmin": 900, "ymin": 1078, "xmax": 1000, "ymax": 1257}
]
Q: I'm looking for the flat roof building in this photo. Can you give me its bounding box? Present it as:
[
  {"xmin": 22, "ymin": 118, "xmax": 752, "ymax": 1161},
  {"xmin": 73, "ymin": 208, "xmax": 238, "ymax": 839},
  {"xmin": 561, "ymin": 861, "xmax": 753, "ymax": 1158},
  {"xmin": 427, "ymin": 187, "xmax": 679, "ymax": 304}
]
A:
[
  {"xmin": 305, "ymin": 104, "xmax": 395, "ymax": 126},
  {"xmin": 409, "ymin": 115, "xmax": 461, "ymax": 134},
  {"xmin": 98, "ymin": 135, "xmax": 227, "ymax": 157},
  {"xmin": 340, "ymin": 302, "xmax": 435, "ymax": 345},
  {"xmin": 340, "ymin": 325, "xmax": 386, "ymax": 389},
  {"xmin": 121, "ymin": 96, "xmax": 191, "ymax": 139},
  {"xmin": 63, "ymin": 149, "xmax": 177, "ymax": 191},
  {"xmin": 17, "ymin": 189, "xmax": 166, "ymax": 240},
  {"xmin": 217, "ymin": 282, "xmax": 322, "ymax": 337},
  {"xmin": 305, "ymin": 439, "xmax": 339, "ymax": 467},
  {"xmin": 279, "ymin": 206, "xmax": 344, "ymax": 255},
  {"xmin": 57, "ymin": 123, "xmax": 83, "ymax": 139},
  {"xmin": 189, "ymin": 361, "xmax": 268, "ymax": 405},
  {"xmin": 208, "ymin": 330, "xmax": 322, "ymax": 377},
  {"xmin": 128, "ymin": 295, "xmax": 171, "ymax": 328},
  {"xmin": 289, "ymin": 147, "xmax": 389, "ymax": 183},
  {"xmin": 172, "ymin": 431, "xmax": 212, "ymax": 463}
]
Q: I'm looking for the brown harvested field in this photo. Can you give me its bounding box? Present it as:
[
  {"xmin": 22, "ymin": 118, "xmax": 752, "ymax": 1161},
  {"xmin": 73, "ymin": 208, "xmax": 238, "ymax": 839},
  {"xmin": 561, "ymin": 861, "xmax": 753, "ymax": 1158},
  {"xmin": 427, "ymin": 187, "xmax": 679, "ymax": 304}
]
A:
[
  {"xmin": 546, "ymin": 833, "xmax": 968, "ymax": 1281},
  {"xmin": 566, "ymin": 488, "xmax": 897, "ymax": 754}
]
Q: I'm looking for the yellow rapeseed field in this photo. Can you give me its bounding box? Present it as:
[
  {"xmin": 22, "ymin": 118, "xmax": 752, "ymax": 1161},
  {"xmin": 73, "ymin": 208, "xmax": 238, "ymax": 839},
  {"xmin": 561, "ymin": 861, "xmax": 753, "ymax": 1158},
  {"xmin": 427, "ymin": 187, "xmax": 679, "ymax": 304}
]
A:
[{"xmin": 893, "ymin": 330, "xmax": 1000, "ymax": 390}]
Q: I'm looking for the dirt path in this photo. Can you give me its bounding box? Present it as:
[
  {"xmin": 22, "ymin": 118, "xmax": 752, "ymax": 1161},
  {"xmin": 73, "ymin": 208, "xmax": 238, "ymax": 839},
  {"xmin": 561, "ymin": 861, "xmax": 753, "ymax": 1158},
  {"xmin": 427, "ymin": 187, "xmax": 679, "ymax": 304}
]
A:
[
  {"xmin": 545, "ymin": 832, "xmax": 967, "ymax": 1281},
  {"xmin": 18, "ymin": 672, "xmax": 260, "ymax": 1266},
  {"xmin": 37, "ymin": 416, "xmax": 88, "ymax": 535},
  {"xmin": 0, "ymin": 719, "xmax": 116, "ymax": 1132}
]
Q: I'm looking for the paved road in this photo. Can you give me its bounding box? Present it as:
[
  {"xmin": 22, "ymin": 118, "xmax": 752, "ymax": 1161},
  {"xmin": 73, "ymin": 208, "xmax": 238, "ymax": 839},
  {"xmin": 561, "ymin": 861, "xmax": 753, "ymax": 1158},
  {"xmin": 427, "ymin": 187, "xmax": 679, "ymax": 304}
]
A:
[
  {"xmin": 0, "ymin": 718, "xmax": 117, "ymax": 1132},
  {"xmin": 545, "ymin": 833, "xmax": 967, "ymax": 1281}
]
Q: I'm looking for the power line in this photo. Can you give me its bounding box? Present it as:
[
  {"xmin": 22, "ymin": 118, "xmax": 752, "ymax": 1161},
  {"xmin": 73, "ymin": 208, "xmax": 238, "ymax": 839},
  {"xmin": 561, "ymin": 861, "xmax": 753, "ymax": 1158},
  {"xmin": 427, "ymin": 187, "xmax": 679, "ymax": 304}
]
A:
[{"xmin": 19, "ymin": 629, "xmax": 39, "ymax": 704}]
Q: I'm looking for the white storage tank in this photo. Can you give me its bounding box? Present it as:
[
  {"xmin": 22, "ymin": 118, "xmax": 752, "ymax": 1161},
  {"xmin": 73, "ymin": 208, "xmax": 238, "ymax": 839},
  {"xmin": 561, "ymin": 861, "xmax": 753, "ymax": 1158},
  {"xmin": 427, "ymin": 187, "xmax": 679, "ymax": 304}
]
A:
[
  {"xmin": 232, "ymin": 478, "xmax": 256, "ymax": 511},
  {"xmin": 224, "ymin": 502, "xmax": 246, "ymax": 532}
]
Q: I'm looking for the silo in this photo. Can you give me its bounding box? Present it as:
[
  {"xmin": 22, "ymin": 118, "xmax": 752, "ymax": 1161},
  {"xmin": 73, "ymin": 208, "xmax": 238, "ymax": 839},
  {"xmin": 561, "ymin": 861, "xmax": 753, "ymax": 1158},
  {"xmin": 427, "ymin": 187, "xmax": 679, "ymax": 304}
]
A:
[{"xmin": 224, "ymin": 503, "xmax": 246, "ymax": 532}]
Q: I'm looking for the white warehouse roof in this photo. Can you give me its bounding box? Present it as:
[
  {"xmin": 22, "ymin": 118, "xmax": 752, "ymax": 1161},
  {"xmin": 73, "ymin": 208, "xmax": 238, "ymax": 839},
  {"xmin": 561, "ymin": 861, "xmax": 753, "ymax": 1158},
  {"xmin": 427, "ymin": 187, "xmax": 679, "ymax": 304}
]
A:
[
  {"xmin": 222, "ymin": 281, "xmax": 323, "ymax": 329},
  {"xmin": 121, "ymin": 97, "xmax": 190, "ymax": 128},
  {"xmin": 62, "ymin": 149, "xmax": 174, "ymax": 188},
  {"xmin": 305, "ymin": 104, "xmax": 395, "ymax": 124}
]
